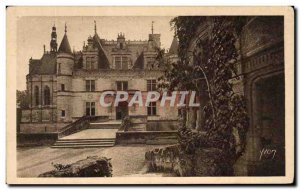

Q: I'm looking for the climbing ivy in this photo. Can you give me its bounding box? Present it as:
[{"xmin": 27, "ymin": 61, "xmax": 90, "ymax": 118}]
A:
[{"xmin": 160, "ymin": 16, "xmax": 249, "ymax": 163}]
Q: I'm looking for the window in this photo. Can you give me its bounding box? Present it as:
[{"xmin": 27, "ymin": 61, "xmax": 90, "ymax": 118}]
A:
[
  {"xmin": 122, "ymin": 57, "xmax": 128, "ymax": 70},
  {"xmin": 147, "ymin": 80, "xmax": 156, "ymax": 91},
  {"xmin": 86, "ymin": 57, "xmax": 96, "ymax": 70},
  {"xmin": 61, "ymin": 110, "xmax": 65, "ymax": 117},
  {"xmin": 86, "ymin": 102, "xmax": 95, "ymax": 116},
  {"xmin": 115, "ymin": 57, "xmax": 121, "ymax": 69},
  {"xmin": 114, "ymin": 56, "xmax": 129, "ymax": 70},
  {"xmin": 34, "ymin": 86, "xmax": 39, "ymax": 106},
  {"xmin": 147, "ymin": 102, "xmax": 157, "ymax": 116},
  {"xmin": 86, "ymin": 80, "xmax": 95, "ymax": 91},
  {"xmin": 146, "ymin": 57, "xmax": 155, "ymax": 69},
  {"xmin": 61, "ymin": 84, "xmax": 65, "ymax": 91},
  {"xmin": 116, "ymin": 81, "xmax": 128, "ymax": 91},
  {"xmin": 43, "ymin": 86, "xmax": 50, "ymax": 105},
  {"xmin": 86, "ymin": 57, "xmax": 91, "ymax": 70}
]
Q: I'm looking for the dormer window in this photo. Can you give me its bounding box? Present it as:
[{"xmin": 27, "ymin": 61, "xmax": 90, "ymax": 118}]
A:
[
  {"xmin": 86, "ymin": 56, "xmax": 96, "ymax": 70},
  {"xmin": 114, "ymin": 56, "xmax": 129, "ymax": 70}
]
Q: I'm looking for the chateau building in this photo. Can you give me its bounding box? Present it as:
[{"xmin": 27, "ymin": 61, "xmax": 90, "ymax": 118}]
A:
[{"xmin": 20, "ymin": 22, "xmax": 180, "ymax": 133}]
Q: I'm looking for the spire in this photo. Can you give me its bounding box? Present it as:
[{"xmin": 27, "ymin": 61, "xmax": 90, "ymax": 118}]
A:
[
  {"xmin": 169, "ymin": 35, "xmax": 179, "ymax": 55},
  {"xmin": 50, "ymin": 23, "xmax": 57, "ymax": 52},
  {"xmin": 151, "ymin": 21, "xmax": 154, "ymax": 34},
  {"xmin": 58, "ymin": 23, "xmax": 72, "ymax": 54},
  {"xmin": 94, "ymin": 20, "xmax": 97, "ymax": 34}
]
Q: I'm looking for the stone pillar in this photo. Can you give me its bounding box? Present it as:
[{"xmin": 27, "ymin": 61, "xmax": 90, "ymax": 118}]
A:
[
  {"xmin": 188, "ymin": 108, "xmax": 196, "ymax": 129},
  {"xmin": 196, "ymin": 108, "xmax": 202, "ymax": 131}
]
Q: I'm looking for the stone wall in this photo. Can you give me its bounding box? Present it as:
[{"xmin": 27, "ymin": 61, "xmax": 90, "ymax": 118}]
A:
[
  {"xmin": 146, "ymin": 120, "xmax": 178, "ymax": 131},
  {"xmin": 17, "ymin": 133, "xmax": 59, "ymax": 146},
  {"xmin": 19, "ymin": 122, "xmax": 68, "ymax": 133},
  {"xmin": 116, "ymin": 131, "xmax": 178, "ymax": 145}
]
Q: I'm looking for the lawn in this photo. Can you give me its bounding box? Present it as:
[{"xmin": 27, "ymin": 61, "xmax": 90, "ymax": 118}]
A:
[{"xmin": 17, "ymin": 144, "xmax": 168, "ymax": 177}]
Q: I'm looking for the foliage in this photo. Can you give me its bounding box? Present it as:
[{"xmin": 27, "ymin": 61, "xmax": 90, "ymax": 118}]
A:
[
  {"xmin": 160, "ymin": 16, "xmax": 249, "ymax": 162},
  {"xmin": 119, "ymin": 116, "xmax": 132, "ymax": 132},
  {"xmin": 16, "ymin": 90, "xmax": 30, "ymax": 109}
]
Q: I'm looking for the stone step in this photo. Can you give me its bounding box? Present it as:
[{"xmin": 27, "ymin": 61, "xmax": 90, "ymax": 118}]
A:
[
  {"xmin": 51, "ymin": 144, "xmax": 114, "ymax": 148},
  {"xmin": 56, "ymin": 138, "xmax": 115, "ymax": 142},
  {"xmin": 54, "ymin": 141, "xmax": 115, "ymax": 145},
  {"xmin": 52, "ymin": 138, "xmax": 116, "ymax": 148}
]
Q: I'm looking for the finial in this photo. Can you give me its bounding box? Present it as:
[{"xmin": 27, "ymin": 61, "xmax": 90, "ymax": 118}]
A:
[
  {"xmin": 151, "ymin": 21, "xmax": 154, "ymax": 34},
  {"xmin": 94, "ymin": 20, "xmax": 97, "ymax": 34},
  {"xmin": 65, "ymin": 22, "xmax": 67, "ymax": 33}
]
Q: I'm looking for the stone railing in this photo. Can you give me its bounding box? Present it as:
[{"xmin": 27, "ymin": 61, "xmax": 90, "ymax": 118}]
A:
[
  {"xmin": 58, "ymin": 116, "xmax": 91, "ymax": 139},
  {"xmin": 58, "ymin": 116, "xmax": 109, "ymax": 138}
]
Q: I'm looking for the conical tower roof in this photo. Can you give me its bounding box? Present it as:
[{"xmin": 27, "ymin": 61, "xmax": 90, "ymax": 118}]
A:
[
  {"xmin": 58, "ymin": 24, "xmax": 72, "ymax": 54},
  {"xmin": 58, "ymin": 34, "xmax": 72, "ymax": 54},
  {"xmin": 169, "ymin": 36, "xmax": 179, "ymax": 55}
]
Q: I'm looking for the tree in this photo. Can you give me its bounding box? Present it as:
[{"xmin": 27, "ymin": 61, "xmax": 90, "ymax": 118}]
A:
[
  {"xmin": 159, "ymin": 16, "xmax": 249, "ymax": 167},
  {"xmin": 17, "ymin": 90, "xmax": 30, "ymax": 109}
]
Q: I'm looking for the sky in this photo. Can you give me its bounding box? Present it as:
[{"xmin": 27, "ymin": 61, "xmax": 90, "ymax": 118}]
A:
[{"xmin": 17, "ymin": 16, "xmax": 175, "ymax": 90}]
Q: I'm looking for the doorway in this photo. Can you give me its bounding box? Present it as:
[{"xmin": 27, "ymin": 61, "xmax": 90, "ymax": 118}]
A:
[
  {"xmin": 116, "ymin": 101, "xmax": 128, "ymax": 120},
  {"xmin": 252, "ymin": 73, "xmax": 285, "ymax": 176}
]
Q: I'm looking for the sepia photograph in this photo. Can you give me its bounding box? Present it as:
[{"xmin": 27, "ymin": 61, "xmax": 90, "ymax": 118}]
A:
[{"xmin": 6, "ymin": 6, "xmax": 294, "ymax": 184}]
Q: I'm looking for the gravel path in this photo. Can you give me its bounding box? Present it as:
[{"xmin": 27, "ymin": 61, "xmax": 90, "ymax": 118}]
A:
[{"xmin": 17, "ymin": 144, "xmax": 169, "ymax": 177}]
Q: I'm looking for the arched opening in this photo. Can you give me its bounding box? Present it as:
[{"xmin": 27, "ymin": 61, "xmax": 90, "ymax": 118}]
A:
[
  {"xmin": 248, "ymin": 72, "xmax": 285, "ymax": 176},
  {"xmin": 44, "ymin": 86, "xmax": 50, "ymax": 106},
  {"xmin": 34, "ymin": 86, "xmax": 39, "ymax": 106}
]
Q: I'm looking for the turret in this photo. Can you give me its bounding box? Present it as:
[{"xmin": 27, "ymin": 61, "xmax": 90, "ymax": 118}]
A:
[
  {"xmin": 148, "ymin": 21, "xmax": 161, "ymax": 48},
  {"xmin": 50, "ymin": 24, "xmax": 58, "ymax": 53},
  {"xmin": 57, "ymin": 23, "xmax": 74, "ymax": 75}
]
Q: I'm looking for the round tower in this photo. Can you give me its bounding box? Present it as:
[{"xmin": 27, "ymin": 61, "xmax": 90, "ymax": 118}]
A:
[
  {"xmin": 57, "ymin": 24, "xmax": 74, "ymax": 75},
  {"xmin": 56, "ymin": 23, "xmax": 74, "ymax": 123}
]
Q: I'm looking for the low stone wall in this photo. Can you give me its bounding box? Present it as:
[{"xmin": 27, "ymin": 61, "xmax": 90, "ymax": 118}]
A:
[
  {"xmin": 17, "ymin": 133, "xmax": 58, "ymax": 147},
  {"xmin": 145, "ymin": 145, "xmax": 233, "ymax": 176},
  {"xmin": 20, "ymin": 123, "xmax": 69, "ymax": 133},
  {"xmin": 146, "ymin": 120, "xmax": 178, "ymax": 131},
  {"xmin": 115, "ymin": 131, "xmax": 178, "ymax": 145}
]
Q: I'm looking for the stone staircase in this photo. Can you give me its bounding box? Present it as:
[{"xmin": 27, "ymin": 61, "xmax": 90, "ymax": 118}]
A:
[
  {"xmin": 52, "ymin": 138, "xmax": 115, "ymax": 148},
  {"xmin": 52, "ymin": 121, "xmax": 119, "ymax": 148}
]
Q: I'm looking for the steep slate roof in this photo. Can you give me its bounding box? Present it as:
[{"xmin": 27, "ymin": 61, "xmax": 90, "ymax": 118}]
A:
[
  {"xmin": 93, "ymin": 33, "xmax": 110, "ymax": 69},
  {"xmin": 169, "ymin": 36, "xmax": 179, "ymax": 55},
  {"xmin": 58, "ymin": 34, "xmax": 72, "ymax": 54},
  {"xmin": 133, "ymin": 52, "xmax": 144, "ymax": 70},
  {"xmin": 29, "ymin": 53, "xmax": 57, "ymax": 75}
]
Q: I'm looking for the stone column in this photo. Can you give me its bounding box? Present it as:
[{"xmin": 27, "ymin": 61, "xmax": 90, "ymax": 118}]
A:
[
  {"xmin": 196, "ymin": 108, "xmax": 202, "ymax": 131},
  {"xmin": 188, "ymin": 108, "xmax": 196, "ymax": 129}
]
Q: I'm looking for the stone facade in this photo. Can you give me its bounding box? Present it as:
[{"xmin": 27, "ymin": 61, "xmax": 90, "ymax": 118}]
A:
[
  {"xmin": 183, "ymin": 16, "xmax": 285, "ymax": 176},
  {"xmin": 20, "ymin": 23, "xmax": 179, "ymax": 133}
]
